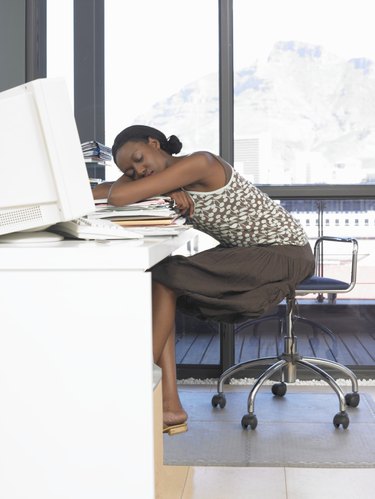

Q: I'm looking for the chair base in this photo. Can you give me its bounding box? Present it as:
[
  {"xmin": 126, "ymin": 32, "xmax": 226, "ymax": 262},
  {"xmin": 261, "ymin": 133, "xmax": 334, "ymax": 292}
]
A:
[{"xmin": 212, "ymin": 335, "xmax": 360, "ymax": 430}]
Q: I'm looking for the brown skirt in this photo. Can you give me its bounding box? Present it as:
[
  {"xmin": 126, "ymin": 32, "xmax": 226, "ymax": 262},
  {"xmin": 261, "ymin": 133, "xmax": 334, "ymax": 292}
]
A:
[{"xmin": 151, "ymin": 243, "xmax": 315, "ymax": 323}]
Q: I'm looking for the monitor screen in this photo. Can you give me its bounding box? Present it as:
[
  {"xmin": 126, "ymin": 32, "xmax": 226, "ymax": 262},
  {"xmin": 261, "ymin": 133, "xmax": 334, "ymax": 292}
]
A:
[{"xmin": 0, "ymin": 78, "xmax": 95, "ymax": 237}]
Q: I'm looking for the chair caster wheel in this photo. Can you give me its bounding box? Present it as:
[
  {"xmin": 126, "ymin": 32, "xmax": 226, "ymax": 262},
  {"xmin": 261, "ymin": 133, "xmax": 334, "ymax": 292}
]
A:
[
  {"xmin": 333, "ymin": 411, "xmax": 350, "ymax": 429},
  {"xmin": 272, "ymin": 382, "xmax": 287, "ymax": 397},
  {"xmin": 211, "ymin": 393, "xmax": 226, "ymax": 408},
  {"xmin": 345, "ymin": 392, "xmax": 360, "ymax": 407},
  {"xmin": 241, "ymin": 413, "xmax": 258, "ymax": 430}
]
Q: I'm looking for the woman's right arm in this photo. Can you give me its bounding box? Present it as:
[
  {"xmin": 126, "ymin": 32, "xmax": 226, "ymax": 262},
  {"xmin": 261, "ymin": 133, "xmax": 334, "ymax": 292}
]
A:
[
  {"xmin": 108, "ymin": 152, "xmax": 215, "ymax": 206},
  {"xmin": 91, "ymin": 182, "xmax": 114, "ymax": 200},
  {"xmin": 91, "ymin": 175, "xmax": 133, "ymax": 200}
]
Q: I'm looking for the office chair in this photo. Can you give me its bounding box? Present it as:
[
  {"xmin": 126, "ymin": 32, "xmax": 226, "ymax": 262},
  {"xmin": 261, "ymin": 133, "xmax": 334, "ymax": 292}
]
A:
[{"xmin": 212, "ymin": 236, "xmax": 359, "ymax": 429}]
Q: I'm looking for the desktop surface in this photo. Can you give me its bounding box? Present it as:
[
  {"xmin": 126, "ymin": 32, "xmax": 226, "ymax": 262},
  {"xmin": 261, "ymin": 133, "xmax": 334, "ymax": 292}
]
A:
[{"xmin": 0, "ymin": 227, "xmax": 197, "ymax": 270}]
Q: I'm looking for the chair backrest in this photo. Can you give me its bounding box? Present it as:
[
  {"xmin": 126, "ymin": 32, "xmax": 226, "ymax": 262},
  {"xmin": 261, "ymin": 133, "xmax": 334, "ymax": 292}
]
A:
[
  {"xmin": 297, "ymin": 236, "xmax": 358, "ymax": 296},
  {"xmin": 314, "ymin": 236, "xmax": 358, "ymax": 292}
]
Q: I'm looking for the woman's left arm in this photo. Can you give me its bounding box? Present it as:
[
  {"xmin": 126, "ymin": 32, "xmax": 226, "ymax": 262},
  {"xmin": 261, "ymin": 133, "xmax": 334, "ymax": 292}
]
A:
[{"xmin": 168, "ymin": 190, "xmax": 195, "ymax": 217}]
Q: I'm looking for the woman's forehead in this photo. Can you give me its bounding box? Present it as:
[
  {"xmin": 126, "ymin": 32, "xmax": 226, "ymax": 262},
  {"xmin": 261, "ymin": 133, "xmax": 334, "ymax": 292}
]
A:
[
  {"xmin": 116, "ymin": 140, "xmax": 147, "ymax": 167},
  {"xmin": 118, "ymin": 140, "xmax": 143, "ymax": 158}
]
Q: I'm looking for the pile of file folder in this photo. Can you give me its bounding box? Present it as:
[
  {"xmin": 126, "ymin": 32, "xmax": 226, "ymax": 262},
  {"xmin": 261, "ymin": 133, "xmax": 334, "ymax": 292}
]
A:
[
  {"xmin": 91, "ymin": 197, "xmax": 189, "ymax": 236},
  {"xmin": 93, "ymin": 197, "xmax": 176, "ymax": 225},
  {"xmin": 90, "ymin": 196, "xmax": 191, "ymax": 233},
  {"xmin": 81, "ymin": 140, "xmax": 112, "ymax": 162}
]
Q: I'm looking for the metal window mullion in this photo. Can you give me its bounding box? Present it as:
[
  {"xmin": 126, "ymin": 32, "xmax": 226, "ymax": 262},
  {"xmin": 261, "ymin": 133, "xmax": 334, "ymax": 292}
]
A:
[
  {"xmin": 218, "ymin": 0, "xmax": 235, "ymax": 372},
  {"xmin": 73, "ymin": 0, "xmax": 105, "ymax": 144},
  {"xmin": 25, "ymin": 0, "xmax": 47, "ymax": 82},
  {"xmin": 219, "ymin": 0, "xmax": 234, "ymax": 165}
]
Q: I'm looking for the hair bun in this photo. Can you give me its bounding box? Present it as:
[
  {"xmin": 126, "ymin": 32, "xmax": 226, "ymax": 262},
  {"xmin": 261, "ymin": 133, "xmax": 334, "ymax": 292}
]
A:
[
  {"xmin": 167, "ymin": 135, "xmax": 183, "ymax": 155},
  {"xmin": 111, "ymin": 125, "xmax": 183, "ymax": 162}
]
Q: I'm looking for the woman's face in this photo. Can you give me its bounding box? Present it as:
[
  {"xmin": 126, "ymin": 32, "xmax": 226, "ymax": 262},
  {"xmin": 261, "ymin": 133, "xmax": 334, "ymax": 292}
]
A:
[{"xmin": 115, "ymin": 138, "xmax": 169, "ymax": 180}]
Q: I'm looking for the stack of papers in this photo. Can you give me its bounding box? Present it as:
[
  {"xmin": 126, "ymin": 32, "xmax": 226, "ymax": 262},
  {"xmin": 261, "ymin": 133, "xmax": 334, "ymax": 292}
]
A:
[
  {"xmin": 91, "ymin": 197, "xmax": 184, "ymax": 227},
  {"xmin": 82, "ymin": 140, "xmax": 112, "ymax": 162}
]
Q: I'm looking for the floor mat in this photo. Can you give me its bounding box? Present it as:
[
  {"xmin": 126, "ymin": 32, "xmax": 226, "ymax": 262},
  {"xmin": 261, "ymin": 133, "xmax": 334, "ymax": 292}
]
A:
[{"xmin": 164, "ymin": 390, "xmax": 375, "ymax": 468}]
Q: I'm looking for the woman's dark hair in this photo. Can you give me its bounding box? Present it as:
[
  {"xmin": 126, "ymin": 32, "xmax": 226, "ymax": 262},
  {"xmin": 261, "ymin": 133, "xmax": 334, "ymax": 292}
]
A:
[{"xmin": 112, "ymin": 125, "xmax": 182, "ymax": 164}]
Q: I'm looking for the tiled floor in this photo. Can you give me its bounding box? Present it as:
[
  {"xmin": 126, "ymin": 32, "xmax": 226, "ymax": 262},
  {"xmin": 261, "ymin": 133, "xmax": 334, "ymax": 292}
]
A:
[{"xmin": 158, "ymin": 383, "xmax": 375, "ymax": 499}]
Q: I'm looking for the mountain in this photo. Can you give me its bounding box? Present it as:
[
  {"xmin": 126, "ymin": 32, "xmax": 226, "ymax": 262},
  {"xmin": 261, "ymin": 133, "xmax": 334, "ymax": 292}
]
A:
[{"xmin": 135, "ymin": 41, "xmax": 375, "ymax": 183}]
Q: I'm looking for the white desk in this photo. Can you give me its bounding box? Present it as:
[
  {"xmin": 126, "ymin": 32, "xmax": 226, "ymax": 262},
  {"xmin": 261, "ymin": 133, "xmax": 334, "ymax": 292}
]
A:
[{"xmin": 0, "ymin": 229, "xmax": 196, "ymax": 499}]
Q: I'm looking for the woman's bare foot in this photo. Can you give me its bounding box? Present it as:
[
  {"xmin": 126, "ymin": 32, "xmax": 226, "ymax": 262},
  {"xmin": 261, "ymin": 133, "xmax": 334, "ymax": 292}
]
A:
[
  {"xmin": 163, "ymin": 407, "xmax": 188, "ymax": 427},
  {"xmin": 163, "ymin": 407, "xmax": 188, "ymax": 435}
]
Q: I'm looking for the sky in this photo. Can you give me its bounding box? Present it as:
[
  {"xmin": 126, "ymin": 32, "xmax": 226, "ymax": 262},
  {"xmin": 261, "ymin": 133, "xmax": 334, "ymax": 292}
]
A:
[
  {"xmin": 46, "ymin": 0, "xmax": 375, "ymax": 145},
  {"xmin": 234, "ymin": 0, "xmax": 375, "ymax": 66}
]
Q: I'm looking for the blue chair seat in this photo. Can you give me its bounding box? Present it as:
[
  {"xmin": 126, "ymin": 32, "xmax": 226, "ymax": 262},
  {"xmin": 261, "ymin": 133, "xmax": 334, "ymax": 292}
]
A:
[{"xmin": 297, "ymin": 275, "xmax": 350, "ymax": 291}]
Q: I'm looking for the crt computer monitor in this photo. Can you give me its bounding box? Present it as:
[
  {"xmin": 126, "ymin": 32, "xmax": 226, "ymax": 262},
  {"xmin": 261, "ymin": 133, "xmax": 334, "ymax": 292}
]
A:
[{"xmin": 0, "ymin": 77, "xmax": 95, "ymax": 241}]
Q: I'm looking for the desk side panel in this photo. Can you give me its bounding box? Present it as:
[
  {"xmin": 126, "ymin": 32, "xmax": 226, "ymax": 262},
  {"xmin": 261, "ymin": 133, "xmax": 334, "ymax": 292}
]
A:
[{"xmin": 0, "ymin": 269, "xmax": 154, "ymax": 499}]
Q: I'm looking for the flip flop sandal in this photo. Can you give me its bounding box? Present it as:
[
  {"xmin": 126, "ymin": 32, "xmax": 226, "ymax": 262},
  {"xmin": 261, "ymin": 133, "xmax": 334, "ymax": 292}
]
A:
[{"xmin": 162, "ymin": 422, "xmax": 188, "ymax": 436}]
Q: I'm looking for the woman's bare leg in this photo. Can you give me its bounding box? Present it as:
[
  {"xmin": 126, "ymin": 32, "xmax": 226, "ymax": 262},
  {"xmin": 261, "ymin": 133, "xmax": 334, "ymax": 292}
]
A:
[
  {"xmin": 158, "ymin": 332, "xmax": 187, "ymax": 426},
  {"xmin": 152, "ymin": 281, "xmax": 187, "ymax": 426},
  {"xmin": 152, "ymin": 280, "xmax": 177, "ymax": 363}
]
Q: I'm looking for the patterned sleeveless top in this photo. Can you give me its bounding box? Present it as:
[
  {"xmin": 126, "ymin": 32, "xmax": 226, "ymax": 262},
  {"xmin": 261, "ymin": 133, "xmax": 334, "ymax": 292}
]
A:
[{"xmin": 184, "ymin": 166, "xmax": 308, "ymax": 248}]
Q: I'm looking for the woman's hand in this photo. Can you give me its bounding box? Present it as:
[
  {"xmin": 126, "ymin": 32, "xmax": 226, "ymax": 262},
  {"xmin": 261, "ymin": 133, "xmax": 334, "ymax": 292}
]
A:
[{"xmin": 168, "ymin": 190, "xmax": 195, "ymax": 217}]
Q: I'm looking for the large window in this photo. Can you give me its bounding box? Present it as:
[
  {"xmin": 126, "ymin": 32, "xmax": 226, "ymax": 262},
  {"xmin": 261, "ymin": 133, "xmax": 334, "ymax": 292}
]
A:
[
  {"xmin": 42, "ymin": 1, "xmax": 375, "ymax": 376},
  {"xmin": 233, "ymin": 0, "xmax": 375, "ymax": 186},
  {"xmin": 104, "ymin": 0, "xmax": 219, "ymax": 180},
  {"xmin": 46, "ymin": 0, "xmax": 74, "ymax": 104},
  {"xmin": 232, "ymin": 0, "xmax": 375, "ymax": 303}
]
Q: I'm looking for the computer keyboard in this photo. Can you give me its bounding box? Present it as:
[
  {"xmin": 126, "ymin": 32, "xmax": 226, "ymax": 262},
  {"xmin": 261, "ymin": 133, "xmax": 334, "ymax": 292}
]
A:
[{"xmin": 49, "ymin": 217, "xmax": 144, "ymax": 240}]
